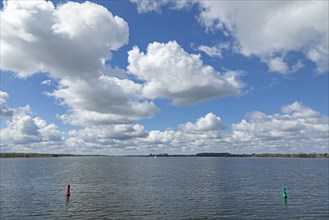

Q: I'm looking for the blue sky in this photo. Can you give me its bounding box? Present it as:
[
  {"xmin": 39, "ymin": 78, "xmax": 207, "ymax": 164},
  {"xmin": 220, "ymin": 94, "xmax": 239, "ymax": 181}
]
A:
[{"xmin": 1, "ymin": 0, "xmax": 328, "ymax": 155}]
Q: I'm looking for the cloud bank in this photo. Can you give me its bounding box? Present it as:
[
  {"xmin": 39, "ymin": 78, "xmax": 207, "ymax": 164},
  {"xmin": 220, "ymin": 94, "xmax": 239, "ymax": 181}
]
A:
[
  {"xmin": 1, "ymin": 92, "xmax": 328, "ymax": 154},
  {"xmin": 131, "ymin": 0, "xmax": 329, "ymax": 74},
  {"xmin": 0, "ymin": 105, "xmax": 64, "ymax": 153},
  {"xmin": 229, "ymin": 102, "xmax": 328, "ymax": 152}
]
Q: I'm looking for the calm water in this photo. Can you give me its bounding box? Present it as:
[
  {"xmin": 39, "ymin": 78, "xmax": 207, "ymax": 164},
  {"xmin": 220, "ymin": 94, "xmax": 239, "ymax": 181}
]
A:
[{"xmin": 0, "ymin": 157, "xmax": 328, "ymax": 219}]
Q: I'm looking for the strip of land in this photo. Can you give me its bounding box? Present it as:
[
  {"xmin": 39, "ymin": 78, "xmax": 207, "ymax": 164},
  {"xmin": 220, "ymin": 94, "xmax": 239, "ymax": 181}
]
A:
[
  {"xmin": 1, "ymin": 152, "xmax": 328, "ymax": 158},
  {"xmin": 0, "ymin": 153, "xmax": 104, "ymax": 158},
  {"xmin": 195, "ymin": 152, "xmax": 329, "ymax": 158}
]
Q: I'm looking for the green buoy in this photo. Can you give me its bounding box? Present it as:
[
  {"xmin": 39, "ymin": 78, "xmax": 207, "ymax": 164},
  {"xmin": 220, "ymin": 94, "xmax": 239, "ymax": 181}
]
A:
[{"xmin": 282, "ymin": 185, "xmax": 287, "ymax": 199}]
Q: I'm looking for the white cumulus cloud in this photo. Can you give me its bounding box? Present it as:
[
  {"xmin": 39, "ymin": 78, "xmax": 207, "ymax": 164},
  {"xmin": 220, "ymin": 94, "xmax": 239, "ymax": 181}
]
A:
[
  {"xmin": 1, "ymin": 0, "xmax": 129, "ymax": 80},
  {"xmin": 197, "ymin": 1, "xmax": 329, "ymax": 74},
  {"xmin": 130, "ymin": 0, "xmax": 190, "ymax": 13},
  {"xmin": 68, "ymin": 124, "xmax": 147, "ymax": 143},
  {"xmin": 51, "ymin": 76, "xmax": 158, "ymax": 126},
  {"xmin": 142, "ymin": 113, "xmax": 227, "ymax": 153},
  {"xmin": 0, "ymin": 105, "xmax": 64, "ymax": 152},
  {"xmin": 263, "ymin": 54, "xmax": 304, "ymax": 75},
  {"xmin": 130, "ymin": 0, "xmax": 169, "ymax": 13},
  {"xmin": 197, "ymin": 43, "xmax": 230, "ymax": 58},
  {"xmin": 0, "ymin": 90, "xmax": 14, "ymax": 117},
  {"xmin": 268, "ymin": 57, "xmax": 289, "ymax": 74},
  {"xmin": 230, "ymin": 102, "xmax": 329, "ymax": 152},
  {"xmin": 131, "ymin": 0, "xmax": 329, "ymax": 74},
  {"xmin": 0, "ymin": 0, "xmax": 159, "ymax": 126},
  {"xmin": 1, "ymin": 94, "xmax": 327, "ymax": 154},
  {"xmin": 1, "ymin": 0, "xmax": 129, "ymax": 78},
  {"xmin": 128, "ymin": 41, "xmax": 243, "ymax": 105},
  {"xmin": 180, "ymin": 113, "xmax": 223, "ymax": 134}
]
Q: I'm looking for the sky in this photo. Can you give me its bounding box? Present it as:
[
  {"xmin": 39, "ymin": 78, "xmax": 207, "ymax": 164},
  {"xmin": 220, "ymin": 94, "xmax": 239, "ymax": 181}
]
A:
[{"xmin": 0, "ymin": 0, "xmax": 328, "ymax": 155}]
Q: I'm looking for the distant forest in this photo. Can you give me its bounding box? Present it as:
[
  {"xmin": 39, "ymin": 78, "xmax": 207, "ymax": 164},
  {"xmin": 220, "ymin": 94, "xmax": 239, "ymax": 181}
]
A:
[
  {"xmin": 0, "ymin": 153, "xmax": 100, "ymax": 158},
  {"xmin": 195, "ymin": 152, "xmax": 329, "ymax": 158},
  {"xmin": 1, "ymin": 152, "xmax": 328, "ymax": 158}
]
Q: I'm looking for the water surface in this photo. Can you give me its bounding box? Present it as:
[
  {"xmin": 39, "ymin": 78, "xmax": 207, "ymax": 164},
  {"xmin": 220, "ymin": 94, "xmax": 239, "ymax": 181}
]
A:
[{"xmin": 1, "ymin": 157, "xmax": 328, "ymax": 219}]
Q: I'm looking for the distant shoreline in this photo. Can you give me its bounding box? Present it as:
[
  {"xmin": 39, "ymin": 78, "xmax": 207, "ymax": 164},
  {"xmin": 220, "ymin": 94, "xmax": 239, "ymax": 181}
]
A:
[
  {"xmin": 0, "ymin": 153, "xmax": 105, "ymax": 158},
  {"xmin": 1, "ymin": 152, "xmax": 328, "ymax": 158}
]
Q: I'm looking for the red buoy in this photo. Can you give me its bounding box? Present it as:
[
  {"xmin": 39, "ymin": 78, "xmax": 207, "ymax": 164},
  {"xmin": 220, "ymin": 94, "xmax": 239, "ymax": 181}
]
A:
[{"xmin": 66, "ymin": 184, "xmax": 70, "ymax": 197}]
